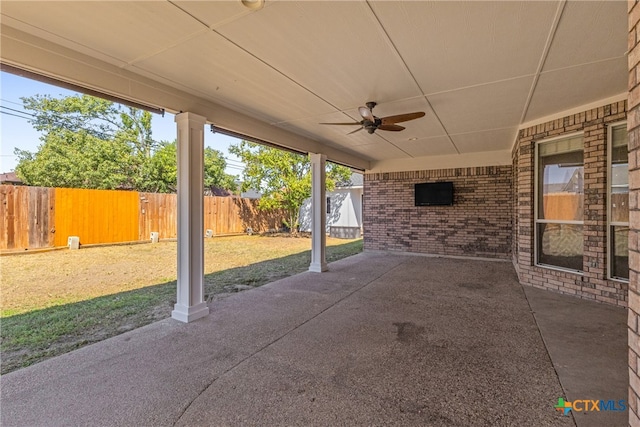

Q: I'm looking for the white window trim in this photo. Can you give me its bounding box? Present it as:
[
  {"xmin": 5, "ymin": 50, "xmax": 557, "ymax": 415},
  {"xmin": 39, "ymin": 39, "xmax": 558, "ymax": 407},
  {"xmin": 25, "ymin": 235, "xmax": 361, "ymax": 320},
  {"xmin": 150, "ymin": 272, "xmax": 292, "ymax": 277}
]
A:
[
  {"xmin": 534, "ymin": 131, "xmax": 585, "ymax": 274},
  {"xmin": 607, "ymin": 120, "xmax": 629, "ymax": 282}
]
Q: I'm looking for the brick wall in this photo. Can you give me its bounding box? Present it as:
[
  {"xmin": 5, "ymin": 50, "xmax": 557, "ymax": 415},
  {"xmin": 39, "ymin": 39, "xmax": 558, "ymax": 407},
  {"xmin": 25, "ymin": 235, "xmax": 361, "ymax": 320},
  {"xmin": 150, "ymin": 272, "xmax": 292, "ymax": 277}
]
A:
[
  {"xmin": 512, "ymin": 101, "xmax": 628, "ymax": 307},
  {"xmin": 628, "ymin": 1, "xmax": 640, "ymax": 424},
  {"xmin": 363, "ymin": 166, "xmax": 512, "ymax": 259}
]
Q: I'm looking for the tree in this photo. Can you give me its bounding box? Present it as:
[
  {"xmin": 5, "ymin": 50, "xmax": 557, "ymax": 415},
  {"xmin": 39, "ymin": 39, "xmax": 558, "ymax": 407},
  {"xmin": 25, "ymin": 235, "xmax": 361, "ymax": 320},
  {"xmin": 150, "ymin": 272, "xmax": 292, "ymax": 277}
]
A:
[
  {"xmin": 204, "ymin": 147, "xmax": 238, "ymax": 193},
  {"xmin": 14, "ymin": 94, "xmax": 237, "ymax": 193},
  {"xmin": 15, "ymin": 128, "xmax": 135, "ymax": 189},
  {"xmin": 138, "ymin": 141, "xmax": 237, "ymax": 194},
  {"xmin": 229, "ymin": 140, "xmax": 352, "ymax": 232}
]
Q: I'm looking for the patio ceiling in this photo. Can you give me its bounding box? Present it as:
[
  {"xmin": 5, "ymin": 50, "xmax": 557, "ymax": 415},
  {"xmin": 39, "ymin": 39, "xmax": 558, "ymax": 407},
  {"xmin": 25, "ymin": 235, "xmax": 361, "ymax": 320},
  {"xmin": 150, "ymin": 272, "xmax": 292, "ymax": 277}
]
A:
[{"xmin": 0, "ymin": 1, "xmax": 628, "ymax": 172}]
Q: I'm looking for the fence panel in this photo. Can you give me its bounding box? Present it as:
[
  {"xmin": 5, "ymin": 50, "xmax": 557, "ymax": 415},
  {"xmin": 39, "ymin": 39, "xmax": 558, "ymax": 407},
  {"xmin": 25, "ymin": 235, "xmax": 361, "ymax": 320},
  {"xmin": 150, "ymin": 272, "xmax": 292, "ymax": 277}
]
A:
[
  {"xmin": 542, "ymin": 193, "xmax": 583, "ymax": 221},
  {"xmin": 139, "ymin": 192, "xmax": 177, "ymax": 240},
  {"xmin": 53, "ymin": 188, "xmax": 139, "ymax": 246},
  {"xmin": 232, "ymin": 198, "xmax": 284, "ymax": 232},
  {"xmin": 205, "ymin": 197, "xmax": 244, "ymax": 235},
  {"xmin": 1, "ymin": 186, "xmax": 285, "ymax": 250},
  {"xmin": 0, "ymin": 186, "xmax": 54, "ymax": 250},
  {"xmin": 28, "ymin": 187, "xmax": 55, "ymax": 248}
]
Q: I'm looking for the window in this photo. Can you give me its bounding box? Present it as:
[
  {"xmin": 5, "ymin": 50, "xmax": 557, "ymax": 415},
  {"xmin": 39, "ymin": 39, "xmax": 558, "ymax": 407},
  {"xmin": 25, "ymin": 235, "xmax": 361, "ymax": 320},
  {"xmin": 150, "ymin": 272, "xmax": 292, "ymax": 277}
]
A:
[
  {"xmin": 536, "ymin": 135, "xmax": 584, "ymax": 271},
  {"xmin": 609, "ymin": 123, "xmax": 629, "ymax": 280}
]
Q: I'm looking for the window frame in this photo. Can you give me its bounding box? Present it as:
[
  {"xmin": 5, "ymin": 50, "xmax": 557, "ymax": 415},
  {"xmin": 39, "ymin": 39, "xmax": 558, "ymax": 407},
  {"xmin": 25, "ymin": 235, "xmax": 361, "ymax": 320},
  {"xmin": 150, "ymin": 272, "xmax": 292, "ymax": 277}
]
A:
[
  {"xmin": 607, "ymin": 121, "xmax": 629, "ymax": 282},
  {"xmin": 534, "ymin": 131, "xmax": 585, "ymax": 273}
]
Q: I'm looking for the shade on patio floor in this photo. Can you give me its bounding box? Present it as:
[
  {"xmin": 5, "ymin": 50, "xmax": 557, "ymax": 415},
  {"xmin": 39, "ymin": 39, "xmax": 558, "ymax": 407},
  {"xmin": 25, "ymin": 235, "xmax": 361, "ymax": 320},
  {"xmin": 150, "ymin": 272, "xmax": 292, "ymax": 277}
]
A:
[{"xmin": 0, "ymin": 252, "xmax": 627, "ymax": 426}]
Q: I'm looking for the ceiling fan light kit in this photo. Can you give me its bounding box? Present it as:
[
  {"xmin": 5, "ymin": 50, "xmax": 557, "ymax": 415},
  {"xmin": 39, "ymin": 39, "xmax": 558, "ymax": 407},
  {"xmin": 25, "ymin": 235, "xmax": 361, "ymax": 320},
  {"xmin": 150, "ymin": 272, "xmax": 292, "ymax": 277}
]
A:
[{"xmin": 320, "ymin": 101, "xmax": 425, "ymax": 135}]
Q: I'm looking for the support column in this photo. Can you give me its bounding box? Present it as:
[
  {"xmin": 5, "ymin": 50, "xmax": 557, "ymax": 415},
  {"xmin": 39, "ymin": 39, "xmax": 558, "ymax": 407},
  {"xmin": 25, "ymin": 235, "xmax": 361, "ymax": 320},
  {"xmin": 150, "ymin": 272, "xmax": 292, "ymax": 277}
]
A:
[
  {"xmin": 171, "ymin": 112, "xmax": 209, "ymax": 323},
  {"xmin": 309, "ymin": 153, "xmax": 328, "ymax": 272}
]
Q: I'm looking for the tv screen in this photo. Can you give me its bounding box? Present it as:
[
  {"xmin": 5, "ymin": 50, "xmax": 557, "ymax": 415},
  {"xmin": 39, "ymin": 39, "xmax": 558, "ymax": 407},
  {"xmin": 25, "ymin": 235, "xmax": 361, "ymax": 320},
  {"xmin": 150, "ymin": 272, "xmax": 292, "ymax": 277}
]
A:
[{"xmin": 415, "ymin": 181, "xmax": 454, "ymax": 206}]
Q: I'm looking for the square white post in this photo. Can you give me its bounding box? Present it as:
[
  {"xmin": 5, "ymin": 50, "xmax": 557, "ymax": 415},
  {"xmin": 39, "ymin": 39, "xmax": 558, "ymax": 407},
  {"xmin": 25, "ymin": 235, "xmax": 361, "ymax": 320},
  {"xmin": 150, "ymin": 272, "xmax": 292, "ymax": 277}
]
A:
[
  {"xmin": 172, "ymin": 112, "xmax": 209, "ymax": 323},
  {"xmin": 309, "ymin": 153, "xmax": 328, "ymax": 272}
]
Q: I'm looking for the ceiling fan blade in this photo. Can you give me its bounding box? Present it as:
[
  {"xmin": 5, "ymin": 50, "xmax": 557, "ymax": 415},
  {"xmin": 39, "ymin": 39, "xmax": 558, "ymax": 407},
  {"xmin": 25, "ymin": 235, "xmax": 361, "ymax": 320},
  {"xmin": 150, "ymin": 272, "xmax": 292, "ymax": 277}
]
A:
[
  {"xmin": 319, "ymin": 122, "xmax": 362, "ymax": 126},
  {"xmin": 381, "ymin": 111, "xmax": 426, "ymax": 125},
  {"xmin": 347, "ymin": 127, "xmax": 364, "ymax": 135},
  {"xmin": 358, "ymin": 106, "xmax": 375, "ymax": 122},
  {"xmin": 378, "ymin": 124, "xmax": 405, "ymax": 132}
]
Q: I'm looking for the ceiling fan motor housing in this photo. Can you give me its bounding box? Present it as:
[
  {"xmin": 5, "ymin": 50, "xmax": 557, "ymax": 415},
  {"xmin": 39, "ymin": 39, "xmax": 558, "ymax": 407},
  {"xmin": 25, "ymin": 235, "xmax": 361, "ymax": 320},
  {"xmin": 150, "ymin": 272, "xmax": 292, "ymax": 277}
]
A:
[
  {"xmin": 364, "ymin": 118, "xmax": 381, "ymax": 133},
  {"xmin": 319, "ymin": 101, "xmax": 424, "ymax": 135}
]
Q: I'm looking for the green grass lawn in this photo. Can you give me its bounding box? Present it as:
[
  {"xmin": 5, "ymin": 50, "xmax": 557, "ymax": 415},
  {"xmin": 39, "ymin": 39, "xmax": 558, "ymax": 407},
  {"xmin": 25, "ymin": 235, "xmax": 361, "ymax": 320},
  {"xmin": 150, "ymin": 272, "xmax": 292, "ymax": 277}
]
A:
[{"xmin": 0, "ymin": 236, "xmax": 363, "ymax": 374}]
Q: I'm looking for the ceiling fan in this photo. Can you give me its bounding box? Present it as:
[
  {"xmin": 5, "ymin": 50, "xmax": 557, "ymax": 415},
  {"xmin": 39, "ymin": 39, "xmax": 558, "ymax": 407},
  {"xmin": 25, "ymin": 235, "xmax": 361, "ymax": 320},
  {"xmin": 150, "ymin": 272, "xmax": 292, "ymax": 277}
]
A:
[{"xmin": 320, "ymin": 101, "xmax": 425, "ymax": 135}]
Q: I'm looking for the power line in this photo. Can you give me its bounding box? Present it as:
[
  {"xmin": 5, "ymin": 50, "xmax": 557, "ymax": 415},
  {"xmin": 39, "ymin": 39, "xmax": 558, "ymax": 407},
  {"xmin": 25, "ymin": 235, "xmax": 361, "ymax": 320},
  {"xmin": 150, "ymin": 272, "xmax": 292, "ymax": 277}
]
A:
[
  {"xmin": 225, "ymin": 160, "xmax": 245, "ymax": 166},
  {"xmin": 0, "ymin": 98, "xmax": 24, "ymax": 106},
  {"xmin": 0, "ymin": 105, "xmax": 35, "ymax": 117},
  {"xmin": 0, "ymin": 110, "xmax": 32, "ymax": 120},
  {"xmin": 224, "ymin": 157, "xmax": 245, "ymax": 163}
]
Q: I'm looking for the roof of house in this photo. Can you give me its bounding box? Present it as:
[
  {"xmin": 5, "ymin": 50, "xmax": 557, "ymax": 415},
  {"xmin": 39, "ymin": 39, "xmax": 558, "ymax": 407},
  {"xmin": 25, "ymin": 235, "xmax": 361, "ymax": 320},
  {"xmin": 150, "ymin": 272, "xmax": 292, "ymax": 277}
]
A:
[
  {"xmin": 336, "ymin": 173, "xmax": 363, "ymax": 189},
  {"xmin": 0, "ymin": 172, "xmax": 23, "ymax": 185}
]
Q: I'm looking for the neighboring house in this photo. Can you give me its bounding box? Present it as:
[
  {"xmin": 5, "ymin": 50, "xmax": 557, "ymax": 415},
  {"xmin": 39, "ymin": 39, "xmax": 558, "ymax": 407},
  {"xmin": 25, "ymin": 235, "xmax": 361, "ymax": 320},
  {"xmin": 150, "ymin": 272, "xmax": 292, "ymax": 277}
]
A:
[
  {"xmin": 204, "ymin": 185, "xmax": 233, "ymax": 197},
  {"xmin": 0, "ymin": 172, "xmax": 23, "ymax": 185},
  {"xmin": 299, "ymin": 173, "xmax": 363, "ymax": 237},
  {"xmin": 240, "ymin": 188, "xmax": 261, "ymax": 199}
]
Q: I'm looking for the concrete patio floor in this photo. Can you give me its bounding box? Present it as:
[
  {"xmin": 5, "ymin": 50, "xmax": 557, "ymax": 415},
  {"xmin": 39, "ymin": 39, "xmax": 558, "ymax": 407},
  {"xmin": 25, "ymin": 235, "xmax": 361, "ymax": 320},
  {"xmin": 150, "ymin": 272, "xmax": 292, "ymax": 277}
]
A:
[{"xmin": 0, "ymin": 252, "xmax": 628, "ymax": 426}]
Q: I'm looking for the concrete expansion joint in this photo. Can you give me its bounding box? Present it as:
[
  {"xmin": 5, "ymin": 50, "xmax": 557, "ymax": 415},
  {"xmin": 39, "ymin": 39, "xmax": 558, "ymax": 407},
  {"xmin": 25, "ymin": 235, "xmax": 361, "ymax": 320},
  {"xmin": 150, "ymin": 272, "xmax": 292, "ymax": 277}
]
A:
[
  {"xmin": 172, "ymin": 259, "xmax": 407, "ymax": 426},
  {"xmin": 521, "ymin": 286, "xmax": 576, "ymax": 425}
]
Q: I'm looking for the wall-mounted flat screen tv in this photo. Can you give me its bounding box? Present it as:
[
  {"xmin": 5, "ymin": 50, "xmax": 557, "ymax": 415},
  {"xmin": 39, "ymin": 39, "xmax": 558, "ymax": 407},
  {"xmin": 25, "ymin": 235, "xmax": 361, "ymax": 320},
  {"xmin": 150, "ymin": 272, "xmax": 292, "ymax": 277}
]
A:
[{"xmin": 415, "ymin": 181, "xmax": 454, "ymax": 206}]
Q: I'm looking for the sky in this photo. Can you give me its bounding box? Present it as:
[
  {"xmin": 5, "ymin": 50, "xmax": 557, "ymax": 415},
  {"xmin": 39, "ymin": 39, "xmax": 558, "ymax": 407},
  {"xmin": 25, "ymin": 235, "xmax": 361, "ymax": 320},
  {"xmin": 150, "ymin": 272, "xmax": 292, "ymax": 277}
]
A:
[{"xmin": 0, "ymin": 71, "xmax": 245, "ymax": 176}]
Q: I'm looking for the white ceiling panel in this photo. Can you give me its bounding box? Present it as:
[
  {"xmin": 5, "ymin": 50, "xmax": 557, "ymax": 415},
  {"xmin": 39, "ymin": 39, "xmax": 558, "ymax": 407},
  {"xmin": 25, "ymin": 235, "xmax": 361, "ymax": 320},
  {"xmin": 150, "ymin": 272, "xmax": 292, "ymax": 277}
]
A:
[
  {"xmin": 133, "ymin": 31, "xmax": 333, "ymax": 125},
  {"xmin": 543, "ymin": 0, "xmax": 627, "ymax": 72},
  {"xmin": 276, "ymin": 111, "xmax": 375, "ymax": 148},
  {"xmin": 526, "ymin": 57, "xmax": 628, "ymax": 122},
  {"xmin": 277, "ymin": 115, "xmax": 415, "ymax": 161},
  {"xmin": 428, "ymin": 76, "xmax": 533, "ymax": 135},
  {"xmin": 338, "ymin": 139, "xmax": 411, "ymax": 161},
  {"xmin": 212, "ymin": 1, "xmax": 422, "ymax": 110},
  {"xmin": 392, "ymin": 136, "xmax": 457, "ymax": 158},
  {"xmin": 451, "ymin": 129, "xmax": 518, "ymax": 154},
  {"xmin": 304, "ymin": 99, "xmax": 445, "ymax": 143},
  {"xmin": 172, "ymin": 1, "xmax": 259, "ymax": 29},
  {"xmin": 0, "ymin": 1, "xmax": 629, "ymax": 169},
  {"xmin": 370, "ymin": 1, "xmax": 559, "ymax": 94},
  {"xmin": 276, "ymin": 98, "xmax": 446, "ymax": 159},
  {"xmin": 0, "ymin": 1, "xmax": 206, "ymax": 65}
]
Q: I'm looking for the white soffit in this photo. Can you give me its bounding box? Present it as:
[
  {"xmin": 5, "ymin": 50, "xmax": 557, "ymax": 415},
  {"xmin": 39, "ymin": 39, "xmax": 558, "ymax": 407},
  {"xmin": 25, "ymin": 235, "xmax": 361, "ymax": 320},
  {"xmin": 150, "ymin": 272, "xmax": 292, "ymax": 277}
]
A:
[
  {"xmin": 370, "ymin": 1, "xmax": 559, "ymax": 94},
  {"xmin": 171, "ymin": 1, "xmax": 256, "ymax": 29},
  {"xmin": 451, "ymin": 129, "xmax": 518, "ymax": 154},
  {"xmin": 0, "ymin": 1, "xmax": 207, "ymax": 67},
  {"xmin": 131, "ymin": 31, "xmax": 333, "ymax": 124},
  {"xmin": 542, "ymin": 0, "xmax": 628, "ymax": 72},
  {"xmin": 525, "ymin": 57, "xmax": 628, "ymax": 122},
  {"xmin": 428, "ymin": 77, "xmax": 533, "ymax": 135},
  {"xmin": 0, "ymin": 0, "xmax": 630, "ymax": 171},
  {"xmin": 392, "ymin": 136, "xmax": 457, "ymax": 158},
  {"xmin": 212, "ymin": 1, "xmax": 422, "ymax": 109},
  {"xmin": 337, "ymin": 139, "xmax": 413, "ymax": 160}
]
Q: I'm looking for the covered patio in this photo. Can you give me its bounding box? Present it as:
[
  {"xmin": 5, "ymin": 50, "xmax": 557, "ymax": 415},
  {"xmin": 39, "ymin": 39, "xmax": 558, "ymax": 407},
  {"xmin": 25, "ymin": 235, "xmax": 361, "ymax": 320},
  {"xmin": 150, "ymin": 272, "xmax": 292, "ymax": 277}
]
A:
[
  {"xmin": 1, "ymin": 1, "xmax": 638, "ymax": 425},
  {"xmin": 1, "ymin": 253, "xmax": 626, "ymax": 426}
]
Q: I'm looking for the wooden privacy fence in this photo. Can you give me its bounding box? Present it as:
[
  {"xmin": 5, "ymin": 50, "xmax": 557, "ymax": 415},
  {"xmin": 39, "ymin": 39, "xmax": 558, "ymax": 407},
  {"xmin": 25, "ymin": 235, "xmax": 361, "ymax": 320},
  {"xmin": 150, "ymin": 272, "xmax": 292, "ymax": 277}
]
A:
[
  {"xmin": 1, "ymin": 185, "xmax": 284, "ymax": 250},
  {"xmin": 543, "ymin": 192, "xmax": 628, "ymax": 222}
]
